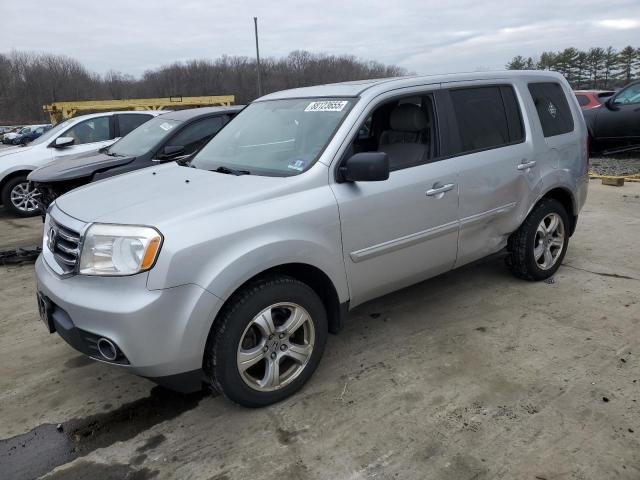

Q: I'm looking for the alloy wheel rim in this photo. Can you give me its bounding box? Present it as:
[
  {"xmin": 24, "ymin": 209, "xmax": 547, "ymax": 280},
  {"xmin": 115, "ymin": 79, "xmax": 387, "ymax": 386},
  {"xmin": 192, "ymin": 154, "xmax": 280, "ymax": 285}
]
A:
[
  {"xmin": 534, "ymin": 212, "xmax": 565, "ymax": 270},
  {"xmin": 10, "ymin": 182, "xmax": 40, "ymax": 213},
  {"xmin": 237, "ymin": 302, "xmax": 315, "ymax": 392}
]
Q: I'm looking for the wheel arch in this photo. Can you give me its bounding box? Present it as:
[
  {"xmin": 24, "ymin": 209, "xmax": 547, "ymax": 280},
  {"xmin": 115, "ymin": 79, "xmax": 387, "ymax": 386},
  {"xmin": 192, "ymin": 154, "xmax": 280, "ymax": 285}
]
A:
[
  {"xmin": 215, "ymin": 262, "xmax": 346, "ymax": 335},
  {"xmin": 540, "ymin": 186, "xmax": 577, "ymax": 236},
  {"xmin": 0, "ymin": 169, "xmax": 34, "ymax": 203}
]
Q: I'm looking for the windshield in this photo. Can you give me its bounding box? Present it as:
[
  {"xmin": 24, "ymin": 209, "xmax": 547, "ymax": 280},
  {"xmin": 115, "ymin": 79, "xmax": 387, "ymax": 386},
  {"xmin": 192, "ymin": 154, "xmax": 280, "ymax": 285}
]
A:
[
  {"xmin": 108, "ymin": 116, "xmax": 180, "ymax": 157},
  {"xmin": 29, "ymin": 118, "xmax": 74, "ymax": 146},
  {"xmin": 191, "ymin": 98, "xmax": 354, "ymax": 176},
  {"xmin": 613, "ymin": 83, "xmax": 640, "ymax": 105}
]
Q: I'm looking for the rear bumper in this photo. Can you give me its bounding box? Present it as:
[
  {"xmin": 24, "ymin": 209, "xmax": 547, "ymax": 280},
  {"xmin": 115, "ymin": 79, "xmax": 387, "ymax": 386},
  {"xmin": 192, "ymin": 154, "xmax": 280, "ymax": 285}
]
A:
[
  {"xmin": 577, "ymin": 172, "xmax": 589, "ymax": 214},
  {"xmin": 35, "ymin": 255, "xmax": 223, "ymax": 389}
]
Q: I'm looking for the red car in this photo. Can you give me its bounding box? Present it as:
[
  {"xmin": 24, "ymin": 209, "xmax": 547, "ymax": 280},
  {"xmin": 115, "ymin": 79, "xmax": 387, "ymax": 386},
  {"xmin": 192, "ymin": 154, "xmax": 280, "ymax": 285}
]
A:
[{"xmin": 574, "ymin": 90, "xmax": 615, "ymax": 110}]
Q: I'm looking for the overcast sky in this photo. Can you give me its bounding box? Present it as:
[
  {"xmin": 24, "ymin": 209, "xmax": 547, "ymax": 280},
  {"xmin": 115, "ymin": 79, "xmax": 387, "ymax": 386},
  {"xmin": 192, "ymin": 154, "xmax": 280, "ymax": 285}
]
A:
[{"xmin": 2, "ymin": 0, "xmax": 639, "ymax": 77}]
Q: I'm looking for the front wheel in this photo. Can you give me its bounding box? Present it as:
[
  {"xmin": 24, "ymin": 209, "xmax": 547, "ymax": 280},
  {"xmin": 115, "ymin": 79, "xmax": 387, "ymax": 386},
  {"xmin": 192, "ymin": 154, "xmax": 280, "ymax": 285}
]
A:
[
  {"xmin": 204, "ymin": 275, "xmax": 328, "ymax": 407},
  {"xmin": 1, "ymin": 175, "xmax": 41, "ymax": 217},
  {"xmin": 507, "ymin": 198, "xmax": 569, "ymax": 281}
]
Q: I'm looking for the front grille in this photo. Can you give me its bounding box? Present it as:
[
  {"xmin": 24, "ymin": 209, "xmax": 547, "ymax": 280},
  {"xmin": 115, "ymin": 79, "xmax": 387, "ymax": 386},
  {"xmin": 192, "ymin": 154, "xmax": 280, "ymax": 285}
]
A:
[{"xmin": 48, "ymin": 219, "xmax": 81, "ymax": 274}]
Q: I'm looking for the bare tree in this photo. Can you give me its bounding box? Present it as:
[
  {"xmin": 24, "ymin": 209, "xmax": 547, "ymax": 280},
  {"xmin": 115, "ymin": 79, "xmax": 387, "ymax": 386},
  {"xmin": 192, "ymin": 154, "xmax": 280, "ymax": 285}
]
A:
[{"xmin": 0, "ymin": 50, "xmax": 407, "ymax": 124}]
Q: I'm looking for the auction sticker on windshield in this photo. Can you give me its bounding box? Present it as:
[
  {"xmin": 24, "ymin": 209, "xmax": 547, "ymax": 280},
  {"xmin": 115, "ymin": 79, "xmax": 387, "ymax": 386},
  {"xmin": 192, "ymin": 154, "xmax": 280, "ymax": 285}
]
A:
[
  {"xmin": 305, "ymin": 100, "xmax": 349, "ymax": 112},
  {"xmin": 159, "ymin": 122, "xmax": 174, "ymax": 131}
]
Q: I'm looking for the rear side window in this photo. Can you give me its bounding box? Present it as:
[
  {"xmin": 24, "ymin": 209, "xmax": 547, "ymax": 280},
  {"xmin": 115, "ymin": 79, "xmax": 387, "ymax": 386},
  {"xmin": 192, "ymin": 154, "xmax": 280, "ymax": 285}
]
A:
[
  {"xmin": 576, "ymin": 94, "xmax": 590, "ymax": 107},
  {"xmin": 528, "ymin": 82, "xmax": 574, "ymax": 137},
  {"xmin": 118, "ymin": 114, "xmax": 152, "ymax": 137},
  {"xmin": 500, "ymin": 86, "xmax": 524, "ymax": 144},
  {"xmin": 449, "ymin": 86, "xmax": 522, "ymax": 153},
  {"xmin": 166, "ymin": 116, "xmax": 225, "ymax": 155}
]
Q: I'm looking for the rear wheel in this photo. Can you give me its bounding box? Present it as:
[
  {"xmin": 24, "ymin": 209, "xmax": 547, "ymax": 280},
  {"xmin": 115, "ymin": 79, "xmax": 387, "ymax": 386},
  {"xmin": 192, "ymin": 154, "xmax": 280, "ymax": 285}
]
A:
[
  {"xmin": 507, "ymin": 198, "xmax": 569, "ymax": 281},
  {"xmin": 204, "ymin": 275, "xmax": 328, "ymax": 407},
  {"xmin": 1, "ymin": 175, "xmax": 40, "ymax": 217}
]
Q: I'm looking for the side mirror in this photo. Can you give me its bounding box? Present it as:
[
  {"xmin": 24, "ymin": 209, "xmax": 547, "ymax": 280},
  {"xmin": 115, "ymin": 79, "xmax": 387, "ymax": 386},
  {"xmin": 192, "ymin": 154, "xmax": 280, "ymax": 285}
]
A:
[
  {"xmin": 54, "ymin": 137, "xmax": 74, "ymax": 148},
  {"xmin": 339, "ymin": 152, "xmax": 389, "ymax": 183},
  {"xmin": 604, "ymin": 97, "xmax": 619, "ymax": 110},
  {"xmin": 156, "ymin": 145, "xmax": 185, "ymax": 161}
]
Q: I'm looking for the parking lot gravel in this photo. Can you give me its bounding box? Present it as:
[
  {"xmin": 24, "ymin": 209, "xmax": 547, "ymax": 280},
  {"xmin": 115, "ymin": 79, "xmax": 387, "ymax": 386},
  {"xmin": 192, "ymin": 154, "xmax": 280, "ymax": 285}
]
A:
[
  {"xmin": 0, "ymin": 179, "xmax": 639, "ymax": 479},
  {"xmin": 590, "ymin": 155, "xmax": 640, "ymax": 177}
]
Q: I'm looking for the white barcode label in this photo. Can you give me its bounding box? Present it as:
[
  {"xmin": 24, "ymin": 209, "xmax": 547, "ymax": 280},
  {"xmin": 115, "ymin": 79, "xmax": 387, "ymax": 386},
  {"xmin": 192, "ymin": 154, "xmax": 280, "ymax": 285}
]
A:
[{"xmin": 304, "ymin": 100, "xmax": 348, "ymax": 112}]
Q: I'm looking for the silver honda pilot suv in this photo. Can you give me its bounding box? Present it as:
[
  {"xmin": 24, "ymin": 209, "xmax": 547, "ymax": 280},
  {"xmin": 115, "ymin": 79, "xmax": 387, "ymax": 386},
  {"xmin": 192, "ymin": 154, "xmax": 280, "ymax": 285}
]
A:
[{"xmin": 36, "ymin": 71, "xmax": 589, "ymax": 407}]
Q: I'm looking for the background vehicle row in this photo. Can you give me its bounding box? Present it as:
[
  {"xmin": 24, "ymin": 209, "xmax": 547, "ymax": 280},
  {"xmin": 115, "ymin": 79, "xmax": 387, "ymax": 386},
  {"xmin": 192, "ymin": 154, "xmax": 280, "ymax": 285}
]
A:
[
  {"xmin": 29, "ymin": 106, "xmax": 242, "ymax": 212},
  {"xmin": 0, "ymin": 111, "xmax": 159, "ymax": 216}
]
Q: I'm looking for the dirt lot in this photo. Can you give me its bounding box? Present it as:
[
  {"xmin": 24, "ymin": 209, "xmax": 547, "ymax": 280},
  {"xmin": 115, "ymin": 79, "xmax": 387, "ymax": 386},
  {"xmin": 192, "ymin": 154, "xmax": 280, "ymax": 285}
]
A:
[{"xmin": 1, "ymin": 180, "xmax": 639, "ymax": 480}]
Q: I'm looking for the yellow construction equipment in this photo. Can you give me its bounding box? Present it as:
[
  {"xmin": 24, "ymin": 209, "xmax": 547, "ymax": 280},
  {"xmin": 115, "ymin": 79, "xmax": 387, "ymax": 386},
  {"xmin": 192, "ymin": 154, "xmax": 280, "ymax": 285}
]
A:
[{"xmin": 43, "ymin": 95, "xmax": 235, "ymax": 124}]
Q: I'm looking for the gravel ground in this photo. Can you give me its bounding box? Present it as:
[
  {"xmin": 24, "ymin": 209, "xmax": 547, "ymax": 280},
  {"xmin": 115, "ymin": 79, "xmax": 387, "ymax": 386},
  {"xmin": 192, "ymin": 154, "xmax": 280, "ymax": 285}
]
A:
[{"xmin": 590, "ymin": 155, "xmax": 640, "ymax": 177}]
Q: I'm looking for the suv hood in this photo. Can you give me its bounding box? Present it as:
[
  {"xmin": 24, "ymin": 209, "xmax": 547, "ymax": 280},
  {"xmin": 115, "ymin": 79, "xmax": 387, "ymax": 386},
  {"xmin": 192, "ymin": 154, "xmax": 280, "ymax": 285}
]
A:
[
  {"xmin": 29, "ymin": 150, "xmax": 134, "ymax": 183},
  {"xmin": 55, "ymin": 163, "xmax": 298, "ymax": 225}
]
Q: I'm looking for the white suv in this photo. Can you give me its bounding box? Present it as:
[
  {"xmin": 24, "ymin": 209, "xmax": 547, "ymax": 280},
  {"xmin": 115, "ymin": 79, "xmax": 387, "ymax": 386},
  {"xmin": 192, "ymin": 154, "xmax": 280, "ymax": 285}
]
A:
[{"xmin": 0, "ymin": 111, "xmax": 160, "ymax": 216}]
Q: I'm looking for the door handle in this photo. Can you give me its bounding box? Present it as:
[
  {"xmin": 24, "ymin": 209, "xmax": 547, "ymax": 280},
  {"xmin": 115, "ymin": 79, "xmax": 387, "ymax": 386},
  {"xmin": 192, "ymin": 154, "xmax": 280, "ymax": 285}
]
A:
[
  {"xmin": 517, "ymin": 160, "xmax": 537, "ymax": 171},
  {"xmin": 426, "ymin": 183, "xmax": 455, "ymax": 197}
]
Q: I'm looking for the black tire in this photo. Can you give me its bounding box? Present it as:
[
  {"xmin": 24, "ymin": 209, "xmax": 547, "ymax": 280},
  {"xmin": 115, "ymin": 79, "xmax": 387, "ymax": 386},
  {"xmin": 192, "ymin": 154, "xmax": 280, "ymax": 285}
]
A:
[
  {"xmin": 507, "ymin": 198, "xmax": 569, "ymax": 281},
  {"xmin": 204, "ymin": 275, "xmax": 328, "ymax": 407},
  {"xmin": 1, "ymin": 175, "xmax": 39, "ymax": 217}
]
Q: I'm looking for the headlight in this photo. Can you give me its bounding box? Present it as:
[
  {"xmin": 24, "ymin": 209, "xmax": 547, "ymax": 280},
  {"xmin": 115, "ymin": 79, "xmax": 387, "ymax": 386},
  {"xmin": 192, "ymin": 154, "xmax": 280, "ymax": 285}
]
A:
[{"xmin": 79, "ymin": 224, "xmax": 163, "ymax": 276}]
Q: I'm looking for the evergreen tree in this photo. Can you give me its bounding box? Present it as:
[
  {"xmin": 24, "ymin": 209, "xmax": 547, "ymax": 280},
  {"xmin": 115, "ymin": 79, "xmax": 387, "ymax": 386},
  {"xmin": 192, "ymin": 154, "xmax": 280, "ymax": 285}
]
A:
[
  {"xmin": 503, "ymin": 46, "xmax": 638, "ymax": 89},
  {"xmin": 506, "ymin": 55, "xmax": 527, "ymax": 70},
  {"xmin": 587, "ymin": 47, "xmax": 605, "ymax": 89},
  {"xmin": 617, "ymin": 46, "xmax": 639, "ymax": 84},
  {"xmin": 603, "ymin": 46, "xmax": 618, "ymax": 88},
  {"xmin": 574, "ymin": 51, "xmax": 589, "ymax": 89},
  {"xmin": 556, "ymin": 48, "xmax": 579, "ymax": 84},
  {"xmin": 537, "ymin": 51, "xmax": 557, "ymax": 70}
]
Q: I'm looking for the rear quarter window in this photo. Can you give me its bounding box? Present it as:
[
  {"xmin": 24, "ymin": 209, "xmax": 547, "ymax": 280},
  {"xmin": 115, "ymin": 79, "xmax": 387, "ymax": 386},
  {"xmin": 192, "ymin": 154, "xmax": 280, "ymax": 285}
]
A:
[
  {"xmin": 528, "ymin": 82, "xmax": 574, "ymax": 137},
  {"xmin": 575, "ymin": 94, "xmax": 590, "ymax": 107},
  {"xmin": 118, "ymin": 114, "xmax": 153, "ymax": 137}
]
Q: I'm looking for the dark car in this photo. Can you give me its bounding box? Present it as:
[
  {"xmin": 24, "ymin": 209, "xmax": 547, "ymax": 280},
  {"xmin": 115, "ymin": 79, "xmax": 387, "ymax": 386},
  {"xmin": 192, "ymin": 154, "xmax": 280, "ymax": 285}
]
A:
[
  {"xmin": 583, "ymin": 81, "xmax": 640, "ymax": 153},
  {"xmin": 13, "ymin": 124, "xmax": 53, "ymax": 145},
  {"xmin": 574, "ymin": 90, "xmax": 615, "ymax": 110},
  {"xmin": 29, "ymin": 106, "xmax": 243, "ymax": 211}
]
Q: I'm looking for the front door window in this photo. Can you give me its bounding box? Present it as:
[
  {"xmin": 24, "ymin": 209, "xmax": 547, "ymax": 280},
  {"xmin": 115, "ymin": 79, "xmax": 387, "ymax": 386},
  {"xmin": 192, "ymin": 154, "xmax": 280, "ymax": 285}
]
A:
[{"xmin": 63, "ymin": 116, "xmax": 111, "ymax": 145}]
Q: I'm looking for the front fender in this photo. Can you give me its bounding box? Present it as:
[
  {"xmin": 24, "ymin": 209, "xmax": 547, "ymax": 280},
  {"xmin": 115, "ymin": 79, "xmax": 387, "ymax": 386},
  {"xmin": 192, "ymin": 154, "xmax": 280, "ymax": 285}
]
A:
[
  {"xmin": 581, "ymin": 107, "xmax": 599, "ymax": 138},
  {"xmin": 1, "ymin": 165, "xmax": 39, "ymax": 185},
  {"xmin": 199, "ymin": 239, "xmax": 350, "ymax": 304},
  {"xmin": 146, "ymin": 191, "xmax": 348, "ymax": 305}
]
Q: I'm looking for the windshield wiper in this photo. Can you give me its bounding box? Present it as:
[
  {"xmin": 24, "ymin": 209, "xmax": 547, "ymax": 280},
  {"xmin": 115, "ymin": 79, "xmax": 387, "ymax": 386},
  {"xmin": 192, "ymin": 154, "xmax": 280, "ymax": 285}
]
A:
[
  {"xmin": 214, "ymin": 166, "xmax": 250, "ymax": 176},
  {"xmin": 176, "ymin": 157, "xmax": 193, "ymax": 167}
]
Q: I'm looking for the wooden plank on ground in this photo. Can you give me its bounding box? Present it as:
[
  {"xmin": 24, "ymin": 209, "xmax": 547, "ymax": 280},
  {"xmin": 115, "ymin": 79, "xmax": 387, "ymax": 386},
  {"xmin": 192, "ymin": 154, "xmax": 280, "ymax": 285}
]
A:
[{"xmin": 602, "ymin": 177, "xmax": 625, "ymax": 187}]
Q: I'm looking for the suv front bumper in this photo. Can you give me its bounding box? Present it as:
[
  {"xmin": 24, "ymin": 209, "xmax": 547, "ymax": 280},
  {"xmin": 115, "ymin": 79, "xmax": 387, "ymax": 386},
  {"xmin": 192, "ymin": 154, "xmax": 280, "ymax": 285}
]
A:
[{"xmin": 35, "ymin": 255, "xmax": 223, "ymax": 391}]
